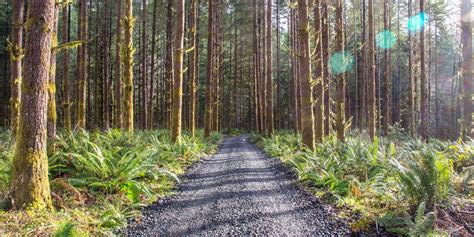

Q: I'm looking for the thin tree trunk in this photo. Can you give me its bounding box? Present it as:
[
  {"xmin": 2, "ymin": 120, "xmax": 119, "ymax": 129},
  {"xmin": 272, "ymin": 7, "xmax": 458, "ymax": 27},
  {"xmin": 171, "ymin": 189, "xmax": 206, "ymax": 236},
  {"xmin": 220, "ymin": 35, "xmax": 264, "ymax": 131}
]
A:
[
  {"xmin": 322, "ymin": 2, "xmax": 330, "ymax": 136},
  {"xmin": 204, "ymin": 0, "xmax": 214, "ymax": 138},
  {"xmin": 358, "ymin": 0, "xmax": 366, "ymax": 130},
  {"xmin": 149, "ymin": 0, "xmax": 157, "ymax": 130},
  {"xmin": 9, "ymin": 0, "xmax": 23, "ymax": 138},
  {"xmin": 368, "ymin": 0, "xmax": 376, "ymax": 139},
  {"xmin": 114, "ymin": 0, "xmax": 122, "ymax": 128},
  {"xmin": 171, "ymin": 0, "xmax": 184, "ymax": 142},
  {"xmin": 123, "ymin": 0, "xmax": 134, "ymax": 132},
  {"xmin": 77, "ymin": 0, "xmax": 88, "ymax": 129},
  {"xmin": 164, "ymin": 0, "xmax": 173, "ymax": 129},
  {"xmin": 102, "ymin": 0, "xmax": 110, "ymax": 130},
  {"xmin": 334, "ymin": 0, "xmax": 345, "ymax": 141},
  {"xmin": 382, "ymin": 0, "xmax": 391, "ymax": 135},
  {"xmin": 407, "ymin": 0, "xmax": 415, "ymax": 135},
  {"xmin": 140, "ymin": 0, "xmax": 148, "ymax": 130},
  {"xmin": 62, "ymin": 4, "xmax": 71, "ymax": 130},
  {"xmin": 47, "ymin": 5, "xmax": 59, "ymax": 139},
  {"xmin": 265, "ymin": 0, "xmax": 274, "ymax": 135},
  {"xmin": 11, "ymin": 0, "xmax": 54, "ymax": 210}
]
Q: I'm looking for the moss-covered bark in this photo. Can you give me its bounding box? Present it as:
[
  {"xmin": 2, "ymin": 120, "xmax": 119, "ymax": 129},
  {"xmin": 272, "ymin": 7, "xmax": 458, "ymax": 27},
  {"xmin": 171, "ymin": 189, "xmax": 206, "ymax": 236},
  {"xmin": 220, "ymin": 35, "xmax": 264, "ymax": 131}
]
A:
[
  {"xmin": 335, "ymin": 0, "xmax": 346, "ymax": 142},
  {"xmin": 123, "ymin": 0, "xmax": 135, "ymax": 132},
  {"xmin": 48, "ymin": 6, "xmax": 59, "ymax": 140},
  {"xmin": 204, "ymin": 0, "xmax": 214, "ymax": 138},
  {"xmin": 62, "ymin": 5, "xmax": 71, "ymax": 130},
  {"xmin": 76, "ymin": 0, "xmax": 88, "ymax": 129},
  {"xmin": 114, "ymin": 0, "xmax": 123, "ymax": 129},
  {"xmin": 297, "ymin": 0, "xmax": 315, "ymax": 150},
  {"xmin": 313, "ymin": 0, "xmax": 324, "ymax": 143},
  {"xmin": 9, "ymin": 0, "xmax": 24, "ymax": 139},
  {"xmin": 11, "ymin": 0, "xmax": 55, "ymax": 210},
  {"xmin": 189, "ymin": 0, "xmax": 198, "ymax": 137}
]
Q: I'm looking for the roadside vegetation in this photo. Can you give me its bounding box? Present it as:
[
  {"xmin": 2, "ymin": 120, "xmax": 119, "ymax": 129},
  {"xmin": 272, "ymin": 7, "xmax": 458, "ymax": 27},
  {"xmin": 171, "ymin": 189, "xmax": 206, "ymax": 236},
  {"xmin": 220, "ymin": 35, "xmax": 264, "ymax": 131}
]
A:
[
  {"xmin": 252, "ymin": 130, "xmax": 473, "ymax": 236},
  {"xmin": 0, "ymin": 129, "xmax": 221, "ymax": 235}
]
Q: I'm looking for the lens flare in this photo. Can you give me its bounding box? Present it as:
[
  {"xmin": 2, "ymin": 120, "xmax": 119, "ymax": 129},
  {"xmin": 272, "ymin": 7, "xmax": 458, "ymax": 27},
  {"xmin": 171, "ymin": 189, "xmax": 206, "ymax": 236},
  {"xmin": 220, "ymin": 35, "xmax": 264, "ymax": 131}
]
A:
[
  {"xmin": 330, "ymin": 51, "xmax": 354, "ymax": 75},
  {"xmin": 376, "ymin": 30, "xmax": 397, "ymax": 49},
  {"xmin": 408, "ymin": 12, "xmax": 428, "ymax": 33}
]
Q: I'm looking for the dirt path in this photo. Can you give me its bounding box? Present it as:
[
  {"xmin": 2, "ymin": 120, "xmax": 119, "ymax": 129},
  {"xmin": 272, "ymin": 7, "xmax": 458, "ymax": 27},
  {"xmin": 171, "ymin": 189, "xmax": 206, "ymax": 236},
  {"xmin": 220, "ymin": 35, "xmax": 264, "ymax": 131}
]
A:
[{"xmin": 125, "ymin": 135, "xmax": 349, "ymax": 236}]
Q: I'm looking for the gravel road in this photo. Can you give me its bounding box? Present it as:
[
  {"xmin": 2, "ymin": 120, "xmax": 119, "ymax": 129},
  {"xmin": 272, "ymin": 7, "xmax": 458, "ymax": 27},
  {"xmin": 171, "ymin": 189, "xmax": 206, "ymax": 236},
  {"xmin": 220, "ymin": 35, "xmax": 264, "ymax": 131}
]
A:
[{"xmin": 125, "ymin": 135, "xmax": 350, "ymax": 236}]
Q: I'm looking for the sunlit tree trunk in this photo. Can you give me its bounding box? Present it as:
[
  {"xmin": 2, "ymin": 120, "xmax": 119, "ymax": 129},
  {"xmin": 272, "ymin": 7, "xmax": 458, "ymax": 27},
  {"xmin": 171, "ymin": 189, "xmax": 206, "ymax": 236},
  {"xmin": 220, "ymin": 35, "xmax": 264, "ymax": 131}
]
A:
[
  {"xmin": 334, "ymin": 0, "xmax": 346, "ymax": 141},
  {"xmin": 265, "ymin": 0, "xmax": 274, "ymax": 135},
  {"xmin": 205, "ymin": 0, "xmax": 214, "ymax": 138},
  {"xmin": 123, "ymin": 0, "xmax": 134, "ymax": 132},
  {"xmin": 322, "ymin": 2, "xmax": 330, "ymax": 136},
  {"xmin": 313, "ymin": 0, "xmax": 324, "ymax": 142},
  {"xmin": 171, "ymin": 0, "xmax": 184, "ymax": 142},
  {"xmin": 47, "ymin": 5, "xmax": 59, "ymax": 139},
  {"xmin": 11, "ymin": 0, "xmax": 55, "ymax": 210},
  {"xmin": 297, "ymin": 0, "xmax": 315, "ymax": 150}
]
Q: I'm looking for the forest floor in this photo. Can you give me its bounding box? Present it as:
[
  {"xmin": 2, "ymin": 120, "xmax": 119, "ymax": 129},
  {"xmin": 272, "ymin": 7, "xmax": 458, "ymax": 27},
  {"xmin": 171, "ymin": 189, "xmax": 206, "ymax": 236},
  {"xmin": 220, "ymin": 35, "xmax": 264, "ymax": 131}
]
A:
[{"xmin": 124, "ymin": 135, "xmax": 350, "ymax": 235}]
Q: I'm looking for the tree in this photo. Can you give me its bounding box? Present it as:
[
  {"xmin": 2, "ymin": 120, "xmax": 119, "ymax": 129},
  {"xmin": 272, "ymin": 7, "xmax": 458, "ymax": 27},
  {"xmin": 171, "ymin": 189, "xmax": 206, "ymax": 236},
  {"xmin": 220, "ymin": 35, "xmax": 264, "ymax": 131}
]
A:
[
  {"xmin": 10, "ymin": 0, "xmax": 55, "ymax": 210},
  {"xmin": 189, "ymin": 0, "xmax": 198, "ymax": 136},
  {"xmin": 322, "ymin": 1, "xmax": 330, "ymax": 136},
  {"xmin": 297, "ymin": 0, "xmax": 315, "ymax": 150},
  {"xmin": 313, "ymin": 0, "xmax": 324, "ymax": 142},
  {"xmin": 123, "ymin": 0, "xmax": 134, "ymax": 132},
  {"xmin": 76, "ymin": 0, "xmax": 87, "ymax": 129},
  {"xmin": 47, "ymin": 4, "xmax": 59, "ymax": 139},
  {"xmin": 419, "ymin": 0, "xmax": 428, "ymax": 139},
  {"xmin": 140, "ymin": 0, "xmax": 148, "ymax": 130},
  {"xmin": 114, "ymin": 0, "xmax": 122, "ymax": 128},
  {"xmin": 8, "ymin": 0, "xmax": 23, "ymax": 138},
  {"xmin": 265, "ymin": 0, "xmax": 274, "ymax": 135},
  {"xmin": 164, "ymin": 0, "xmax": 174, "ymax": 129},
  {"xmin": 171, "ymin": 0, "xmax": 185, "ymax": 143},
  {"xmin": 358, "ymin": 0, "xmax": 366, "ymax": 130},
  {"xmin": 334, "ymin": 0, "xmax": 346, "ymax": 141},
  {"xmin": 149, "ymin": 0, "xmax": 158, "ymax": 129},
  {"xmin": 368, "ymin": 0, "xmax": 376, "ymax": 139},
  {"xmin": 382, "ymin": 0, "xmax": 391, "ymax": 135},
  {"xmin": 407, "ymin": 0, "xmax": 415, "ymax": 136},
  {"xmin": 62, "ymin": 4, "xmax": 71, "ymax": 130},
  {"xmin": 205, "ymin": 0, "xmax": 214, "ymax": 138},
  {"xmin": 103, "ymin": 0, "xmax": 110, "ymax": 130},
  {"xmin": 461, "ymin": 0, "xmax": 472, "ymax": 138}
]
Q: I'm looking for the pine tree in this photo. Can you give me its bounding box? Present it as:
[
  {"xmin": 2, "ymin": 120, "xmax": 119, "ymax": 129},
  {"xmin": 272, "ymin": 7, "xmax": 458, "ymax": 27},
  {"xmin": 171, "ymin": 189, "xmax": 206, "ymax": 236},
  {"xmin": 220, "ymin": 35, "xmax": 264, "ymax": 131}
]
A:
[
  {"xmin": 171, "ymin": 0, "xmax": 185, "ymax": 143},
  {"xmin": 123, "ymin": 0, "xmax": 135, "ymax": 132},
  {"xmin": 9, "ymin": 0, "xmax": 23, "ymax": 138}
]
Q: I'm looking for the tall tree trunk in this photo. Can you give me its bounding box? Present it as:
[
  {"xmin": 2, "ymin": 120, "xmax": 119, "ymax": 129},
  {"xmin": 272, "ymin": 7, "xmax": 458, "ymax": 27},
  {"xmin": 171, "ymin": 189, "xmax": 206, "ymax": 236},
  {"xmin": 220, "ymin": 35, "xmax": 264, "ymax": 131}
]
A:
[
  {"xmin": 334, "ymin": 0, "xmax": 346, "ymax": 141},
  {"xmin": 11, "ymin": 0, "xmax": 54, "ymax": 210},
  {"xmin": 164, "ymin": 0, "xmax": 173, "ymax": 129},
  {"xmin": 47, "ymin": 5, "xmax": 59, "ymax": 139},
  {"xmin": 407, "ymin": 0, "xmax": 415, "ymax": 136},
  {"xmin": 265, "ymin": 0, "xmax": 274, "ymax": 135},
  {"xmin": 368, "ymin": 0, "xmax": 376, "ymax": 139},
  {"xmin": 276, "ymin": 0, "xmax": 281, "ymax": 130},
  {"xmin": 204, "ymin": 0, "xmax": 214, "ymax": 138},
  {"xmin": 358, "ymin": 0, "xmax": 366, "ymax": 130},
  {"xmin": 419, "ymin": 0, "xmax": 428, "ymax": 139},
  {"xmin": 62, "ymin": 4, "xmax": 71, "ymax": 130},
  {"xmin": 313, "ymin": 0, "xmax": 324, "ymax": 142},
  {"xmin": 171, "ymin": 0, "xmax": 184, "ymax": 142},
  {"xmin": 140, "ymin": 0, "xmax": 147, "ymax": 130},
  {"xmin": 322, "ymin": 2, "xmax": 330, "ymax": 136},
  {"xmin": 9, "ymin": 0, "xmax": 23, "ymax": 138},
  {"xmin": 382, "ymin": 0, "xmax": 391, "ymax": 135},
  {"xmin": 297, "ymin": 0, "xmax": 315, "ymax": 150},
  {"xmin": 149, "ymin": 0, "xmax": 157, "ymax": 129},
  {"xmin": 102, "ymin": 0, "xmax": 110, "ymax": 130},
  {"xmin": 253, "ymin": 0, "xmax": 260, "ymax": 133},
  {"xmin": 123, "ymin": 0, "xmax": 134, "ymax": 132},
  {"xmin": 461, "ymin": 0, "xmax": 472, "ymax": 138},
  {"xmin": 77, "ymin": 0, "xmax": 88, "ymax": 129},
  {"xmin": 114, "ymin": 0, "xmax": 122, "ymax": 128}
]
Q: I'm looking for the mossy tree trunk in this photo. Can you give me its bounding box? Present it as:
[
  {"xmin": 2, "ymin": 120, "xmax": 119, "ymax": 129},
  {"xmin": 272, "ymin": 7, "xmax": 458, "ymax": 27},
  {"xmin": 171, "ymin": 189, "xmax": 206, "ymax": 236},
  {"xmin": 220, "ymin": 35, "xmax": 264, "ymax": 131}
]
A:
[
  {"xmin": 76, "ymin": 0, "xmax": 87, "ymax": 129},
  {"xmin": 9, "ymin": 0, "xmax": 24, "ymax": 139},
  {"xmin": 11, "ymin": 0, "xmax": 55, "ymax": 210},
  {"xmin": 47, "ymin": 5, "xmax": 59, "ymax": 140},
  {"xmin": 140, "ymin": 0, "xmax": 148, "ymax": 130},
  {"xmin": 123, "ymin": 0, "xmax": 135, "ymax": 132},
  {"xmin": 171, "ymin": 0, "xmax": 184, "ymax": 143},
  {"xmin": 313, "ymin": 0, "xmax": 324, "ymax": 143},
  {"xmin": 297, "ymin": 0, "xmax": 315, "ymax": 150},
  {"xmin": 322, "ymin": 2, "xmax": 330, "ymax": 137}
]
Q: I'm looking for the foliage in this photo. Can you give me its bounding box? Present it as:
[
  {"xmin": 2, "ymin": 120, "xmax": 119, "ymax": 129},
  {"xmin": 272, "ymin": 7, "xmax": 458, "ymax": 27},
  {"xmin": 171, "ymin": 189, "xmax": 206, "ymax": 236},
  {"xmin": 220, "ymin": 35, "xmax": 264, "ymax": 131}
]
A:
[
  {"xmin": 252, "ymin": 131, "xmax": 472, "ymax": 234},
  {"xmin": 0, "ymin": 129, "xmax": 221, "ymax": 235}
]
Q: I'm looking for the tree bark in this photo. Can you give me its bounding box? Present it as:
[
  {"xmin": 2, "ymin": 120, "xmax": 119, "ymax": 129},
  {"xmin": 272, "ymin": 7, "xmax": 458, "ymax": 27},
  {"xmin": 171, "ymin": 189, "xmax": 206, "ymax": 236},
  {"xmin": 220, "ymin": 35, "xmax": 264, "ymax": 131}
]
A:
[
  {"xmin": 419, "ymin": 0, "xmax": 428, "ymax": 139},
  {"xmin": 76, "ymin": 0, "xmax": 88, "ymax": 129},
  {"xmin": 368, "ymin": 0, "xmax": 376, "ymax": 139},
  {"xmin": 171, "ymin": 0, "xmax": 185, "ymax": 143},
  {"xmin": 461, "ymin": 0, "xmax": 472, "ymax": 138},
  {"xmin": 141, "ymin": 0, "xmax": 148, "ymax": 130},
  {"xmin": 205, "ymin": 0, "xmax": 214, "ymax": 138},
  {"xmin": 47, "ymin": 5, "xmax": 59, "ymax": 139},
  {"xmin": 9, "ymin": 0, "xmax": 23, "ymax": 138},
  {"xmin": 123, "ymin": 0, "xmax": 134, "ymax": 132},
  {"xmin": 334, "ymin": 0, "xmax": 346, "ymax": 141},
  {"xmin": 265, "ymin": 0, "xmax": 274, "ymax": 135},
  {"xmin": 114, "ymin": 0, "xmax": 122, "ymax": 129},
  {"xmin": 11, "ymin": 0, "xmax": 55, "ymax": 210},
  {"xmin": 62, "ymin": 4, "xmax": 71, "ymax": 130},
  {"xmin": 382, "ymin": 0, "xmax": 391, "ymax": 135},
  {"xmin": 297, "ymin": 0, "xmax": 315, "ymax": 150},
  {"xmin": 313, "ymin": 0, "xmax": 324, "ymax": 142}
]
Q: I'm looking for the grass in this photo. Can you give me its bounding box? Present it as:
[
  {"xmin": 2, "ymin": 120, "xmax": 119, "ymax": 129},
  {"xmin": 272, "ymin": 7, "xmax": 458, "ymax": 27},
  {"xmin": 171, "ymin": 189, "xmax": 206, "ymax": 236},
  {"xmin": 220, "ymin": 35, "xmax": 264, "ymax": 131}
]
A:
[
  {"xmin": 0, "ymin": 129, "xmax": 222, "ymax": 236},
  {"xmin": 251, "ymin": 130, "xmax": 473, "ymax": 236}
]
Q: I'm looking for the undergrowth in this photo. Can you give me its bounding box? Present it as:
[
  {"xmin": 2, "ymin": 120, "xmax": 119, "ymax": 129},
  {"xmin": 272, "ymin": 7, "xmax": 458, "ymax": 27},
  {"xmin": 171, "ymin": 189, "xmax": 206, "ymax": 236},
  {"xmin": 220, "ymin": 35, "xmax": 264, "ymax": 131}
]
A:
[
  {"xmin": 0, "ymin": 129, "xmax": 221, "ymax": 236},
  {"xmin": 252, "ymin": 130, "xmax": 473, "ymax": 236}
]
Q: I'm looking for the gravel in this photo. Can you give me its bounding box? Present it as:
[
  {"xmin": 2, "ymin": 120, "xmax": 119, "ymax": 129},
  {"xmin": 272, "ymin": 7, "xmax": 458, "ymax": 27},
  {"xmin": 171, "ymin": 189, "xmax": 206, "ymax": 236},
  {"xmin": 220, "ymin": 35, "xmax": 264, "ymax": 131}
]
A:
[{"xmin": 124, "ymin": 135, "xmax": 350, "ymax": 236}]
